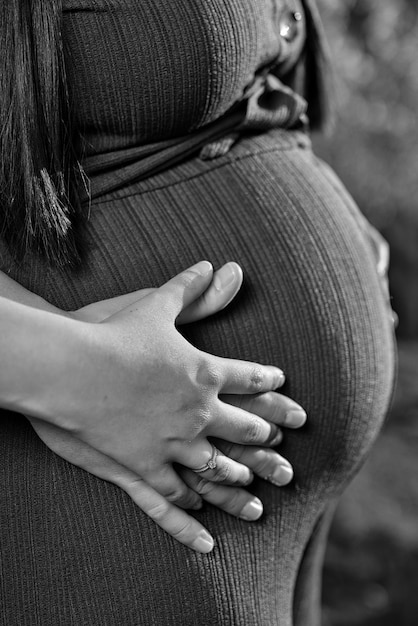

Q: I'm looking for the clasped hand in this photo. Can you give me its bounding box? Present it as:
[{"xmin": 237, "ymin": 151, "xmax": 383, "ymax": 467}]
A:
[{"xmin": 28, "ymin": 261, "xmax": 306, "ymax": 553}]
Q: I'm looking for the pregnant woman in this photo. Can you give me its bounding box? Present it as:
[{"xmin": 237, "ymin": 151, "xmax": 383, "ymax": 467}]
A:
[{"xmin": 0, "ymin": 1, "xmax": 395, "ymax": 625}]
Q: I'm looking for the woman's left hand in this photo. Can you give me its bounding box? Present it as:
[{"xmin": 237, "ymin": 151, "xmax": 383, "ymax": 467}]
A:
[{"xmin": 28, "ymin": 388, "xmax": 304, "ymax": 527}]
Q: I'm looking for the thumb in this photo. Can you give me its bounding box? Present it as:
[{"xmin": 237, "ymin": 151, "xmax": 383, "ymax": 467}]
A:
[
  {"xmin": 155, "ymin": 261, "xmax": 214, "ymax": 320},
  {"xmin": 177, "ymin": 262, "xmax": 243, "ymax": 325}
]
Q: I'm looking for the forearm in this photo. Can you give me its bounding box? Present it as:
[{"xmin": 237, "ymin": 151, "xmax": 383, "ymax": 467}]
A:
[
  {"xmin": 0, "ymin": 296, "xmax": 87, "ymax": 417},
  {"xmin": 0, "ymin": 270, "xmax": 65, "ymax": 315}
]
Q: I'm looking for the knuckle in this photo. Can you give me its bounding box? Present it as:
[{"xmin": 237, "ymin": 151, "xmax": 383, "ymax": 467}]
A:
[
  {"xmin": 147, "ymin": 501, "xmax": 170, "ymax": 523},
  {"xmin": 264, "ymin": 394, "xmax": 282, "ymax": 422},
  {"xmin": 171, "ymin": 519, "xmax": 195, "ymax": 541},
  {"xmin": 253, "ymin": 455, "xmax": 274, "ymax": 477},
  {"xmin": 123, "ymin": 476, "xmax": 146, "ymax": 494},
  {"xmin": 227, "ymin": 489, "xmax": 245, "ymax": 512},
  {"xmin": 196, "ymin": 360, "xmax": 222, "ymax": 390},
  {"xmin": 248, "ymin": 366, "xmax": 265, "ymax": 393},
  {"xmin": 243, "ymin": 416, "xmax": 264, "ymax": 443}
]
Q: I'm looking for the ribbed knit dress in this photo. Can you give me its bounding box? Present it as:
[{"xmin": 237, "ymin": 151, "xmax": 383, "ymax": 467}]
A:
[{"xmin": 0, "ymin": 1, "xmax": 396, "ymax": 625}]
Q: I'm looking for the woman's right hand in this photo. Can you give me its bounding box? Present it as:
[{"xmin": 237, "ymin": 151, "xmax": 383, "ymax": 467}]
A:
[{"xmin": 22, "ymin": 261, "xmax": 306, "ymax": 552}]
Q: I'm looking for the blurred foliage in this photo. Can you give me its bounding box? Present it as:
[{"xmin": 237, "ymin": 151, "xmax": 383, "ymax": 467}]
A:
[
  {"xmin": 314, "ymin": 4, "xmax": 418, "ymax": 624},
  {"xmin": 322, "ymin": 340, "xmax": 418, "ymax": 626},
  {"xmin": 313, "ymin": 0, "xmax": 418, "ymax": 337}
]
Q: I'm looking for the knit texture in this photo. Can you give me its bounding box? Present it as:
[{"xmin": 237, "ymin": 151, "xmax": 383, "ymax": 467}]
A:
[
  {"xmin": 63, "ymin": 0, "xmax": 305, "ymax": 153},
  {"xmin": 63, "ymin": 0, "xmax": 307, "ymax": 197},
  {"xmin": 0, "ymin": 129, "xmax": 396, "ymax": 625},
  {"xmin": 0, "ymin": 2, "xmax": 396, "ymax": 624}
]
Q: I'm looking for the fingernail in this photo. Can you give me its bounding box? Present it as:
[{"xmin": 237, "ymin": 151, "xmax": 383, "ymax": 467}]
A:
[
  {"xmin": 285, "ymin": 409, "xmax": 307, "ymax": 428},
  {"xmin": 213, "ymin": 264, "xmax": 237, "ymax": 291},
  {"xmin": 270, "ymin": 464, "xmax": 293, "ymax": 486},
  {"xmin": 191, "ymin": 499, "xmax": 203, "ymax": 511},
  {"xmin": 192, "ymin": 531, "xmax": 214, "ymax": 553},
  {"xmin": 275, "ymin": 369, "xmax": 286, "ymax": 388},
  {"xmin": 240, "ymin": 498, "xmax": 263, "ymax": 521},
  {"xmin": 191, "ymin": 261, "xmax": 213, "ymax": 277}
]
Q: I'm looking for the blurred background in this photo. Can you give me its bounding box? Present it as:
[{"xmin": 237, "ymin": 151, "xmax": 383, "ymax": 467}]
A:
[{"xmin": 313, "ymin": 1, "xmax": 418, "ymax": 624}]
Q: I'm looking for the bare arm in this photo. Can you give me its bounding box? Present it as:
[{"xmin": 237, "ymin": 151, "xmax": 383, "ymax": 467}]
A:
[
  {"xmin": 0, "ymin": 263, "xmax": 306, "ymax": 551},
  {"xmin": 0, "ymin": 271, "xmax": 66, "ymax": 314}
]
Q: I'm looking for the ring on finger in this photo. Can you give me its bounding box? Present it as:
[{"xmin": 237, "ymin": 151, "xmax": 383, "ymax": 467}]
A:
[{"xmin": 194, "ymin": 444, "xmax": 219, "ymax": 473}]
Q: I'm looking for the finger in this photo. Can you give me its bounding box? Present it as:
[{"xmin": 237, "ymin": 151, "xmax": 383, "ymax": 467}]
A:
[
  {"xmin": 74, "ymin": 289, "xmax": 155, "ymax": 322},
  {"xmin": 207, "ymin": 401, "xmax": 284, "ymax": 447},
  {"xmin": 177, "ymin": 262, "xmax": 243, "ymax": 325},
  {"xmin": 367, "ymin": 223, "xmax": 390, "ymax": 277},
  {"xmin": 220, "ymin": 391, "xmax": 307, "ymax": 429},
  {"xmin": 175, "ymin": 441, "xmax": 254, "ymax": 486},
  {"xmin": 179, "ymin": 468, "xmax": 264, "ymax": 521},
  {"xmin": 154, "ymin": 261, "xmax": 214, "ymax": 320},
  {"xmin": 28, "ymin": 419, "xmax": 214, "ymax": 553},
  {"xmin": 214, "ymin": 439, "xmax": 294, "ymax": 487},
  {"xmin": 211, "ymin": 355, "xmax": 285, "ymax": 395},
  {"xmin": 140, "ymin": 463, "xmax": 203, "ymax": 510},
  {"xmin": 120, "ymin": 477, "xmax": 214, "ymax": 553},
  {"xmin": 376, "ymin": 237, "xmax": 390, "ymax": 278}
]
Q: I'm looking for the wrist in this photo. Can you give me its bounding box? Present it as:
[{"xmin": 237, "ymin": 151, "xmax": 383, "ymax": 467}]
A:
[{"xmin": 0, "ymin": 298, "xmax": 93, "ymax": 422}]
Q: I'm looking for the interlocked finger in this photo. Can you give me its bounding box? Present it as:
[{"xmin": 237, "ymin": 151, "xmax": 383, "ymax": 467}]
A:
[
  {"xmin": 27, "ymin": 417, "xmax": 215, "ymax": 553},
  {"xmin": 140, "ymin": 463, "xmax": 202, "ymax": 510},
  {"xmin": 207, "ymin": 401, "xmax": 283, "ymax": 447},
  {"xmin": 176, "ymin": 440, "xmax": 254, "ymax": 486},
  {"xmin": 221, "ymin": 391, "xmax": 307, "ymax": 430},
  {"xmin": 193, "ymin": 442, "xmax": 220, "ymax": 473},
  {"xmin": 211, "ymin": 355, "xmax": 285, "ymax": 395},
  {"xmin": 180, "ymin": 468, "xmax": 264, "ymax": 522},
  {"xmin": 214, "ymin": 439, "xmax": 294, "ymax": 487},
  {"xmin": 120, "ymin": 475, "xmax": 214, "ymax": 553}
]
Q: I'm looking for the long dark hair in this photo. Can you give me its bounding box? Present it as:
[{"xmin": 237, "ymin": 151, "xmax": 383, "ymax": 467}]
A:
[
  {"xmin": 0, "ymin": 0, "xmax": 332, "ymax": 267},
  {"xmin": 0, "ymin": 0, "xmax": 85, "ymax": 267}
]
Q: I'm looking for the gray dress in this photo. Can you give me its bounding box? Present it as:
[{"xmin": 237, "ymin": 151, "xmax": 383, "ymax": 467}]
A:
[{"xmin": 0, "ymin": 1, "xmax": 395, "ymax": 624}]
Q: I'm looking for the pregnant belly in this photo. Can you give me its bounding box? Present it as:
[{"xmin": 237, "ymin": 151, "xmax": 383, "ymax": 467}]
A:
[
  {"xmin": 2, "ymin": 127, "xmax": 395, "ymax": 496},
  {"xmin": 0, "ymin": 129, "xmax": 395, "ymax": 624}
]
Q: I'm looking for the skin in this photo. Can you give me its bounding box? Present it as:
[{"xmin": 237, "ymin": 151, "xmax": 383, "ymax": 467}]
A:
[{"xmin": 0, "ymin": 261, "xmax": 307, "ymax": 552}]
